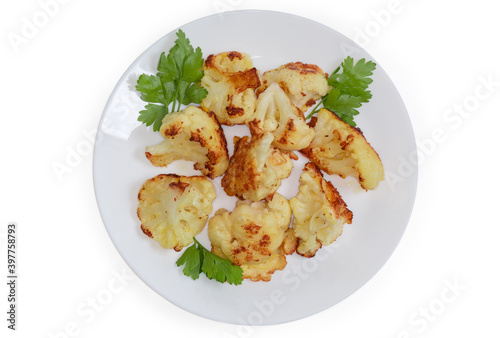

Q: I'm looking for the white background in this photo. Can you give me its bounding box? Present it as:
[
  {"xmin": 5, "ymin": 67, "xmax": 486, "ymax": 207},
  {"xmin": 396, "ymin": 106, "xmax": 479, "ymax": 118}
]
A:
[{"xmin": 1, "ymin": 0, "xmax": 499, "ymax": 337}]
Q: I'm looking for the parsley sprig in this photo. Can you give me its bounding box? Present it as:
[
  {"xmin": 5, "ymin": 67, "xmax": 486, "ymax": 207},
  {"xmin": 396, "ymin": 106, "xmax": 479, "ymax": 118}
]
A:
[
  {"xmin": 176, "ymin": 238, "xmax": 243, "ymax": 285},
  {"xmin": 136, "ymin": 29, "xmax": 208, "ymax": 131},
  {"xmin": 307, "ymin": 56, "xmax": 376, "ymax": 126}
]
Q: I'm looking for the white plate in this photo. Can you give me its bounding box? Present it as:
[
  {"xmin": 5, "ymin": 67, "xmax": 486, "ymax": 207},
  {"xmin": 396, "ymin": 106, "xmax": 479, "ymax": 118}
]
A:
[{"xmin": 93, "ymin": 10, "xmax": 417, "ymax": 325}]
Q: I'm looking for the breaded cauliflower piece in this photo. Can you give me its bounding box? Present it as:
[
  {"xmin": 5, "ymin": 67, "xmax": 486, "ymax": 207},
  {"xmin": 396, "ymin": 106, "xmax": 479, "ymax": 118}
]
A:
[
  {"xmin": 247, "ymin": 83, "xmax": 315, "ymax": 151},
  {"xmin": 256, "ymin": 62, "xmax": 330, "ymax": 112},
  {"xmin": 145, "ymin": 106, "xmax": 229, "ymax": 179},
  {"xmin": 290, "ymin": 163, "xmax": 353, "ymax": 257},
  {"xmin": 221, "ymin": 132, "xmax": 295, "ymax": 201},
  {"xmin": 301, "ymin": 108, "xmax": 384, "ymax": 190},
  {"xmin": 208, "ymin": 194, "xmax": 293, "ymax": 281},
  {"xmin": 282, "ymin": 228, "xmax": 298, "ymax": 256},
  {"xmin": 137, "ymin": 174, "xmax": 216, "ymax": 251},
  {"xmin": 201, "ymin": 51, "xmax": 261, "ymax": 125}
]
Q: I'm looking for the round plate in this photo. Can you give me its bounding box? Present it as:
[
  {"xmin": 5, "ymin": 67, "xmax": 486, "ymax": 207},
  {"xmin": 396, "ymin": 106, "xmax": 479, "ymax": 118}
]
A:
[{"xmin": 93, "ymin": 10, "xmax": 417, "ymax": 325}]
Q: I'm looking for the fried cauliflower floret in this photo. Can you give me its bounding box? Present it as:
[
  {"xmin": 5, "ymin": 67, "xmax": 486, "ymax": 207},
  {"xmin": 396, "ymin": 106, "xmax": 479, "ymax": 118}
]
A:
[
  {"xmin": 201, "ymin": 51, "xmax": 261, "ymax": 125},
  {"xmin": 290, "ymin": 163, "xmax": 353, "ymax": 257},
  {"xmin": 208, "ymin": 194, "xmax": 292, "ymax": 281},
  {"xmin": 282, "ymin": 228, "xmax": 298, "ymax": 256},
  {"xmin": 145, "ymin": 106, "xmax": 229, "ymax": 179},
  {"xmin": 137, "ymin": 174, "xmax": 216, "ymax": 251},
  {"xmin": 256, "ymin": 62, "xmax": 330, "ymax": 112},
  {"xmin": 300, "ymin": 108, "xmax": 384, "ymax": 190},
  {"xmin": 221, "ymin": 132, "xmax": 295, "ymax": 201},
  {"xmin": 247, "ymin": 83, "xmax": 314, "ymax": 151}
]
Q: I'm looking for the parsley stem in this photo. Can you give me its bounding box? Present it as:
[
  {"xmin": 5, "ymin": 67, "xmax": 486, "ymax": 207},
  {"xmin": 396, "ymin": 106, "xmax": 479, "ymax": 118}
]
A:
[
  {"xmin": 192, "ymin": 237, "xmax": 204, "ymax": 252},
  {"xmin": 306, "ymin": 96, "xmax": 327, "ymax": 119},
  {"xmin": 173, "ymin": 78, "xmax": 181, "ymax": 112}
]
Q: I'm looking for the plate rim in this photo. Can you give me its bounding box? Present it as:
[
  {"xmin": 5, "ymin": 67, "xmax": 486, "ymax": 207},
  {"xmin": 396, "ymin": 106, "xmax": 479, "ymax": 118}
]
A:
[{"xmin": 92, "ymin": 9, "xmax": 418, "ymax": 325}]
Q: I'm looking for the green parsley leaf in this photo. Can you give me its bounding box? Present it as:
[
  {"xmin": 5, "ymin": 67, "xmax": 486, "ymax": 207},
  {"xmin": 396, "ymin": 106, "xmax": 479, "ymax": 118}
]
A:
[
  {"xmin": 328, "ymin": 57, "xmax": 376, "ymax": 103},
  {"xmin": 182, "ymin": 83, "xmax": 208, "ymax": 105},
  {"xmin": 323, "ymin": 89, "xmax": 362, "ymax": 126},
  {"xmin": 201, "ymin": 248, "xmax": 243, "ymax": 285},
  {"xmin": 137, "ymin": 104, "xmax": 167, "ymax": 132},
  {"xmin": 307, "ymin": 56, "xmax": 376, "ymax": 126},
  {"xmin": 176, "ymin": 238, "xmax": 243, "ymax": 285},
  {"xmin": 136, "ymin": 29, "xmax": 207, "ymax": 131},
  {"xmin": 136, "ymin": 74, "xmax": 165, "ymax": 104},
  {"xmin": 157, "ymin": 52, "xmax": 177, "ymax": 82},
  {"xmin": 175, "ymin": 243, "xmax": 203, "ymax": 280},
  {"xmin": 182, "ymin": 47, "xmax": 205, "ymax": 82}
]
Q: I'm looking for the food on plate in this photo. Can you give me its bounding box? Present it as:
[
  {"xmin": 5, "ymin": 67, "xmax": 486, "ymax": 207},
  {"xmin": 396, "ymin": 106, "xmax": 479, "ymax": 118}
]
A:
[
  {"xmin": 145, "ymin": 105, "xmax": 229, "ymax": 179},
  {"xmin": 137, "ymin": 174, "xmax": 216, "ymax": 251},
  {"xmin": 136, "ymin": 29, "xmax": 208, "ymax": 132},
  {"xmin": 290, "ymin": 163, "xmax": 353, "ymax": 257},
  {"xmin": 208, "ymin": 193, "xmax": 294, "ymax": 281},
  {"xmin": 201, "ymin": 51, "xmax": 261, "ymax": 125},
  {"xmin": 134, "ymin": 29, "xmax": 382, "ymax": 284},
  {"xmin": 221, "ymin": 132, "xmax": 295, "ymax": 201},
  {"xmin": 176, "ymin": 238, "xmax": 243, "ymax": 285},
  {"xmin": 256, "ymin": 62, "xmax": 330, "ymax": 112},
  {"xmin": 301, "ymin": 108, "xmax": 384, "ymax": 190},
  {"xmin": 306, "ymin": 57, "xmax": 377, "ymax": 126},
  {"xmin": 282, "ymin": 228, "xmax": 299, "ymax": 256},
  {"xmin": 247, "ymin": 83, "xmax": 315, "ymax": 151}
]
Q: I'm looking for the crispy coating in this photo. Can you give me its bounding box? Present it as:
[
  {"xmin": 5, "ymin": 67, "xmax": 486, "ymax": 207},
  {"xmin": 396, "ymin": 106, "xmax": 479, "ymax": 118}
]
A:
[
  {"xmin": 282, "ymin": 228, "xmax": 298, "ymax": 255},
  {"xmin": 247, "ymin": 83, "xmax": 315, "ymax": 151},
  {"xmin": 208, "ymin": 194, "xmax": 292, "ymax": 281},
  {"xmin": 300, "ymin": 108, "xmax": 384, "ymax": 190},
  {"xmin": 257, "ymin": 62, "xmax": 330, "ymax": 112},
  {"xmin": 201, "ymin": 51, "xmax": 261, "ymax": 125},
  {"xmin": 137, "ymin": 174, "xmax": 216, "ymax": 251},
  {"xmin": 205, "ymin": 51, "xmax": 254, "ymax": 73},
  {"xmin": 221, "ymin": 132, "xmax": 294, "ymax": 201},
  {"xmin": 145, "ymin": 106, "xmax": 229, "ymax": 179},
  {"xmin": 290, "ymin": 163, "xmax": 353, "ymax": 257}
]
